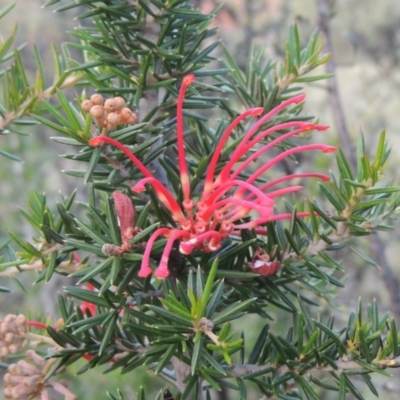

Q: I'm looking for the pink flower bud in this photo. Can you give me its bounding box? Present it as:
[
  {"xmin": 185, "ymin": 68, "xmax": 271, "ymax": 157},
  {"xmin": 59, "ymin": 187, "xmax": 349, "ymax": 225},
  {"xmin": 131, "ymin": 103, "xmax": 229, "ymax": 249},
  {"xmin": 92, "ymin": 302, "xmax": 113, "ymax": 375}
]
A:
[{"xmin": 113, "ymin": 191, "xmax": 135, "ymax": 248}]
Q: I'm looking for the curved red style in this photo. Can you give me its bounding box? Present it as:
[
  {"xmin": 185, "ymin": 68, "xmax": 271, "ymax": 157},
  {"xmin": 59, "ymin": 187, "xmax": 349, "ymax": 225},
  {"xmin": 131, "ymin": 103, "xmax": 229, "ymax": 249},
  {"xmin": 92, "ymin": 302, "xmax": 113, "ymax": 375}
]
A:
[{"xmin": 89, "ymin": 75, "xmax": 336, "ymax": 278}]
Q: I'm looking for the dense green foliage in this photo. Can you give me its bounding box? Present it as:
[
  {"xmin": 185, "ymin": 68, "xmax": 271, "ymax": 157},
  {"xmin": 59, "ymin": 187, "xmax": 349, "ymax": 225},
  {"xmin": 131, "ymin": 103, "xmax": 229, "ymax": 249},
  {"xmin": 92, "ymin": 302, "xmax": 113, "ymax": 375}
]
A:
[{"xmin": 1, "ymin": 1, "xmax": 400, "ymax": 399}]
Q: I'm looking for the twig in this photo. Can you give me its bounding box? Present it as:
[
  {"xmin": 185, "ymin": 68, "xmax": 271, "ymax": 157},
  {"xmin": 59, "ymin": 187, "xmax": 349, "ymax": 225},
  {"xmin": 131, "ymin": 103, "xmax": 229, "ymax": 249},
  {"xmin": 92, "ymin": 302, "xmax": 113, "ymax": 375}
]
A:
[
  {"xmin": 0, "ymin": 259, "xmax": 80, "ymax": 278},
  {"xmin": 370, "ymin": 235, "xmax": 400, "ymax": 321},
  {"xmin": 226, "ymin": 355, "xmax": 400, "ymax": 378},
  {"xmin": 316, "ymin": 0, "xmax": 356, "ymax": 167},
  {"xmin": 22, "ymin": 332, "xmax": 59, "ymax": 347},
  {"xmin": 316, "ymin": 0, "xmax": 400, "ymax": 321},
  {"xmin": 0, "ymin": 74, "xmax": 82, "ymax": 131}
]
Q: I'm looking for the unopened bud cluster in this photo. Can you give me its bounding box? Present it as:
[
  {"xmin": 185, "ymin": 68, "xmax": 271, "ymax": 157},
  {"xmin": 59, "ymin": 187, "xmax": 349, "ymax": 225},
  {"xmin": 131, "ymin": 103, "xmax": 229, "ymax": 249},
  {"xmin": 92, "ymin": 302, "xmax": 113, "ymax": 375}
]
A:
[
  {"xmin": 81, "ymin": 94, "xmax": 137, "ymax": 131},
  {"xmin": 4, "ymin": 350, "xmax": 44, "ymax": 399},
  {"xmin": 0, "ymin": 314, "xmax": 27, "ymax": 358},
  {"xmin": 4, "ymin": 350, "xmax": 76, "ymax": 400}
]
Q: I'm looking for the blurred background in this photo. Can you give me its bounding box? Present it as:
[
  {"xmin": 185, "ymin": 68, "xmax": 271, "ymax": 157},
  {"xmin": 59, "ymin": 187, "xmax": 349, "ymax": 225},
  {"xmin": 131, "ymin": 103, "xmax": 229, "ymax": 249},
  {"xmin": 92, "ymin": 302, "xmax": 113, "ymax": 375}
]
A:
[{"xmin": 1, "ymin": 0, "xmax": 400, "ymax": 398}]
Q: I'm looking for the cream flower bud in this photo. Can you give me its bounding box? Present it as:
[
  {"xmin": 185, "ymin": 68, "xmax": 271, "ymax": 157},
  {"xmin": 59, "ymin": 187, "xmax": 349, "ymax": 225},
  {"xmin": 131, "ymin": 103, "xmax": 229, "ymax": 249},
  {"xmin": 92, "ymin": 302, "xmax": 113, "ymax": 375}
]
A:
[
  {"xmin": 114, "ymin": 96, "xmax": 125, "ymax": 111},
  {"xmin": 104, "ymin": 98, "xmax": 118, "ymax": 113},
  {"xmin": 89, "ymin": 105, "xmax": 104, "ymax": 119},
  {"xmin": 81, "ymin": 100, "xmax": 93, "ymax": 112},
  {"xmin": 90, "ymin": 93, "xmax": 104, "ymax": 105},
  {"xmin": 107, "ymin": 112, "xmax": 119, "ymax": 126},
  {"xmin": 119, "ymin": 108, "xmax": 137, "ymax": 125}
]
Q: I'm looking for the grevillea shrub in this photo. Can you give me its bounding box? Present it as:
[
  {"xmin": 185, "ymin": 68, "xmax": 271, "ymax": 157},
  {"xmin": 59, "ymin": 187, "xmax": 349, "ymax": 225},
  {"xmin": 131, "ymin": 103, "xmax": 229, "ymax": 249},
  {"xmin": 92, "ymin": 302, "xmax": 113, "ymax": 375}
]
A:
[{"xmin": 0, "ymin": 2, "xmax": 400, "ymax": 399}]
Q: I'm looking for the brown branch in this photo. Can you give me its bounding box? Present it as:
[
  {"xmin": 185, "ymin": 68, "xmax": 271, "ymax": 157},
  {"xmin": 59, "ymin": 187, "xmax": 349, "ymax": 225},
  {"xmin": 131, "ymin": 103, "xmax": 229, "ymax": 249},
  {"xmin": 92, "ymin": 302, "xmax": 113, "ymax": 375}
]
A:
[
  {"xmin": 370, "ymin": 235, "xmax": 400, "ymax": 321},
  {"xmin": 226, "ymin": 356, "xmax": 400, "ymax": 378},
  {"xmin": 316, "ymin": 0, "xmax": 400, "ymax": 321},
  {"xmin": 0, "ymin": 74, "xmax": 82, "ymax": 131},
  {"xmin": 316, "ymin": 0, "xmax": 356, "ymax": 167},
  {"xmin": 0, "ymin": 258, "xmax": 80, "ymax": 278}
]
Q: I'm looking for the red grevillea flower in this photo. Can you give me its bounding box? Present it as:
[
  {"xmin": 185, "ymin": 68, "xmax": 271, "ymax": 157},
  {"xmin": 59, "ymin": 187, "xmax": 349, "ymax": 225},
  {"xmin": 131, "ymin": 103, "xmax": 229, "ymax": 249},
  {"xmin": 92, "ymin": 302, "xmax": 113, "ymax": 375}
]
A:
[
  {"xmin": 80, "ymin": 283, "xmax": 97, "ymax": 315},
  {"xmin": 89, "ymin": 75, "xmax": 336, "ymax": 279}
]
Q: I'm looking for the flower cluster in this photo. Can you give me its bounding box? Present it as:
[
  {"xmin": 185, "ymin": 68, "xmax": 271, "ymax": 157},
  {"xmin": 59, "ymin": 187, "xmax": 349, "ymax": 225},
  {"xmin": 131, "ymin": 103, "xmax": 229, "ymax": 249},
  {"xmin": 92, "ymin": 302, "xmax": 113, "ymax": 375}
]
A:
[
  {"xmin": 4, "ymin": 350, "xmax": 76, "ymax": 400},
  {"xmin": 89, "ymin": 74, "xmax": 335, "ymax": 279},
  {"xmin": 0, "ymin": 314, "xmax": 27, "ymax": 358},
  {"xmin": 81, "ymin": 94, "xmax": 137, "ymax": 131}
]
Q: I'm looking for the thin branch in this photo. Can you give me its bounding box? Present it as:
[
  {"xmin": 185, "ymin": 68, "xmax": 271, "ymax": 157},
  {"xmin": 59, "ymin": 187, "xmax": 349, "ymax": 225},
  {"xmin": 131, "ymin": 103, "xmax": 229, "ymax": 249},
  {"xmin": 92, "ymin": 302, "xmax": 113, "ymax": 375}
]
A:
[
  {"xmin": 316, "ymin": 0, "xmax": 400, "ymax": 322},
  {"xmin": 22, "ymin": 332, "xmax": 59, "ymax": 347},
  {"xmin": 316, "ymin": 0, "xmax": 356, "ymax": 167},
  {"xmin": 370, "ymin": 235, "xmax": 400, "ymax": 321},
  {"xmin": 0, "ymin": 74, "xmax": 82, "ymax": 131},
  {"xmin": 226, "ymin": 356, "xmax": 400, "ymax": 378},
  {"xmin": 0, "ymin": 259, "xmax": 80, "ymax": 278}
]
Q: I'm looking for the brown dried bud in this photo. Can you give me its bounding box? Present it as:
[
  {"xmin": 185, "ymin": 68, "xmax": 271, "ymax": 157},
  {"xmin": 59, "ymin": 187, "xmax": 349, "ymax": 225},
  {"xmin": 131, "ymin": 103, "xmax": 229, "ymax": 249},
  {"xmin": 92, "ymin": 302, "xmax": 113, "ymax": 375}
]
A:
[
  {"xmin": 102, "ymin": 243, "xmax": 124, "ymax": 256},
  {"xmin": 104, "ymin": 98, "xmax": 118, "ymax": 113},
  {"xmin": 89, "ymin": 105, "xmax": 104, "ymax": 119},
  {"xmin": 248, "ymin": 248, "xmax": 281, "ymax": 276},
  {"xmin": 124, "ymin": 227, "xmax": 137, "ymax": 240},
  {"xmin": 90, "ymin": 93, "xmax": 104, "ymax": 105},
  {"xmin": 102, "ymin": 243, "xmax": 116, "ymax": 256},
  {"xmin": 198, "ymin": 317, "xmax": 214, "ymax": 332},
  {"xmin": 81, "ymin": 100, "xmax": 93, "ymax": 113}
]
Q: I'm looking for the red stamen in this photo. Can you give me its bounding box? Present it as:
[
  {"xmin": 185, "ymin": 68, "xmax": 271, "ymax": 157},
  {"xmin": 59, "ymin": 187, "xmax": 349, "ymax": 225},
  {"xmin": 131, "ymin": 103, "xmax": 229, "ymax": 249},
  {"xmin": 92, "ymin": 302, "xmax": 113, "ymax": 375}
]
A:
[
  {"xmin": 244, "ymin": 173, "xmax": 330, "ymax": 203},
  {"xmin": 235, "ymin": 94, "xmax": 306, "ymax": 149},
  {"xmin": 88, "ymin": 136, "xmax": 153, "ymax": 178},
  {"xmin": 138, "ymin": 227, "xmax": 171, "ymax": 278},
  {"xmin": 261, "ymin": 185, "xmax": 303, "ymax": 199},
  {"xmin": 80, "ymin": 283, "xmax": 97, "ymax": 315},
  {"xmin": 203, "ymin": 107, "xmax": 264, "ymax": 197},
  {"xmin": 203, "ymin": 179, "xmax": 275, "ymax": 208},
  {"xmin": 218, "ymin": 121, "xmax": 322, "ymax": 185},
  {"xmin": 219, "ymin": 221, "xmax": 234, "ymax": 236},
  {"xmin": 222, "ymin": 125, "xmax": 329, "ymax": 184},
  {"xmin": 244, "ymin": 144, "xmax": 336, "ymax": 185},
  {"xmin": 154, "ymin": 230, "xmax": 190, "ymax": 278},
  {"xmin": 177, "ymin": 75, "xmax": 195, "ymax": 203},
  {"xmin": 27, "ymin": 321, "xmax": 47, "ymax": 329},
  {"xmin": 132, "ymin": 178, "xmax": 187, "ymax": 224},
  {"xmin": 200, "ymin": 198, "xmax": 274, "ymax": 221},
  {"xmin": 180, "ymin": 231, "xmax": 221, "ymax": 254},
  {"xmin": 246, "ymin": 124, "xmax": 328, "ymax": 152},
  {"xmin": 256, "ymin": 173, "xmax": 330, "ymax": 192}
]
